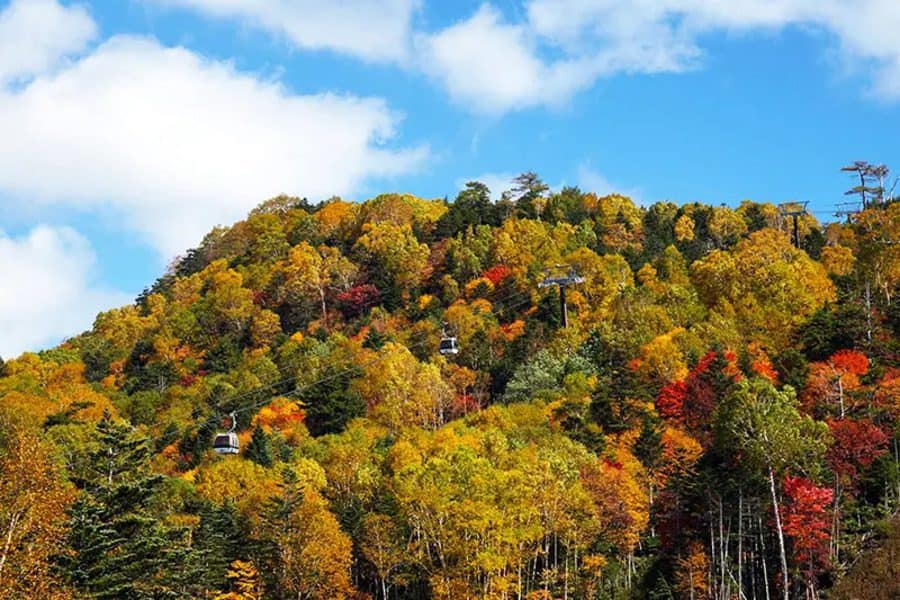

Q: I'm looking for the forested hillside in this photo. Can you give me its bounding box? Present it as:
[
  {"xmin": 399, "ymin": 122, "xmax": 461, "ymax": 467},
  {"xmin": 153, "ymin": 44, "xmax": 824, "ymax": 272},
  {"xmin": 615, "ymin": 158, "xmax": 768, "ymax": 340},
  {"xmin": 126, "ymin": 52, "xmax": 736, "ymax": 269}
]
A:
[{"xmin": 2, "ymin": 177, "xmax": 899, "ymax": 599}]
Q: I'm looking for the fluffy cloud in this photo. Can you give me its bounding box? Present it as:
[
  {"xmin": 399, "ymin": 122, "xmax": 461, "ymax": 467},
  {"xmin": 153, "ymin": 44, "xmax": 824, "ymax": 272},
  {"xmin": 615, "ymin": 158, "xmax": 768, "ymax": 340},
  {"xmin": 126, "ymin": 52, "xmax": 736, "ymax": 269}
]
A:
[
  {"xmin": 0, "ymin": 0, "xmax": 95, "ymax": 82},
  {"xmin": 0, "ymin": 29, "xmax": 427, "ymax": 259},
  {"xmin": 149, "ymin": 0, "xmax": 419, "ymax": 63},
  {"xmin": 426, "ymin": 0, "xmax": 900, "ymax": 112},
  {"xmin": 414, "ymin": 5, "xmax": 596, "ymax": 114},
  {"xmin": 0, "ymin": 226, "xmax": 131, "ymax": 359},
  {"xmin": 526, "ymin": 0, "xmax": 900, "ymax": 101},
  {"xmin": 141, "ymin": 1, "xmax": 900, "ymax": 112}
]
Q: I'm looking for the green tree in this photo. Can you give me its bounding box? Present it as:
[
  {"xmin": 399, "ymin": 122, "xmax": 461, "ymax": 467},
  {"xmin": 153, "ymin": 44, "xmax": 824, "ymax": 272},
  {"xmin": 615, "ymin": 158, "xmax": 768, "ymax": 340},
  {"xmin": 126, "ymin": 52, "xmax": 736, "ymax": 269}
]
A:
[
  {"xmin": 435, "ymin": 181, "xmax": 500, "ymax": 238},
  {"xmin": 183, "ymin": 501, "xmax": 245, "ymax": 597},
  {"xmin": 60, "ymin": 413, "xmax": 187, "ymax": 599},
  {"xmin": 246, "ymin": 423, "xmax": 274, "ymax": 468},
  {"xmin": 511, "ymin": 171, "xmax": 549, "ymax": 219},
  {"xmin": 714, "ymin": 379, "xmax": 829, "ymax": 600}
]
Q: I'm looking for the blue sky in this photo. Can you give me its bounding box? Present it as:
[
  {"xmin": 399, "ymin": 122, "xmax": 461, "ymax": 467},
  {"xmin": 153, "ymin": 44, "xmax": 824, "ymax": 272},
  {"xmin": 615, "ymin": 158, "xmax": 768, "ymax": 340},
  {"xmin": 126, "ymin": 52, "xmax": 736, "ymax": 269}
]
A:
[{"xmin": 1, "ymin": 0, "xmax": 899, "ymax": 357}]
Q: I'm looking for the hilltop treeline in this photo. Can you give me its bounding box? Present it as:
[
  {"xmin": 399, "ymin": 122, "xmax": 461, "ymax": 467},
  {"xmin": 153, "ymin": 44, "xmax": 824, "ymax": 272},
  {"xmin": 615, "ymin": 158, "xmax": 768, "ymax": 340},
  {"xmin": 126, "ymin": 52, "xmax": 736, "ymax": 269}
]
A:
[{"xmin": 2, "ymin": 178, "xmax": 899, "ymax": 599}]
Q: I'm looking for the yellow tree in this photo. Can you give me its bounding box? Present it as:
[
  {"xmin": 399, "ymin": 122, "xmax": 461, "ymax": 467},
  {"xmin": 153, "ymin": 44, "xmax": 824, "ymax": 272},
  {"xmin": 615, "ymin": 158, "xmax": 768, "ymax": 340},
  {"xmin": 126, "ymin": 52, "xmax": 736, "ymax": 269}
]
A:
[
  {"xmin": 214, "ymin": 560, "xmax": 262, "ymax": 600},
  {"xmin": 360, "ymin": 514, "xmax": 407, "ymax": 600},
  {"xmin": 690, "ymin": 228, "xmax": 835, "ymax": 349},
  {"xmin": 355, "ymin": 222, "xmax": 429, "ymax": 296},
  {"xmin": 199, "ymin": 261, "xmax": 256, "ymax": 334},
  {"xmin": 674, "ymin": 541, "xmax": 711, "ymax": 600},
  {"xmin": 264, "ymin": 488, "xmax": 355, "ymax": 600},
  {"xmin": 0, "ymin": 416, "xmax": 74, "ymax": 600},
  {"xmin": 631, "ymin": 328, "xmax": 690, "ymax": 389},
  {"xmin": 314, "ymin": 199, "xmax": 359, "ymax": 243},
  {"xmin": 194, "ymin": 459, "xmax": 281, "ymax": 523},
  {"xmin": 820, "ymin": 245, "xmax": 856, "ymax": 277},
  {"xmin": 674, "ymin": 214, "xmax": 695, "ymax": 242},
  {"xmin": 708, "ymin": 205, "xmax": 748, "ymax": 248},
  {"xmin": 594, "ymin": 194, "xmax": 643, "ymax": 254},
  {"xmin": 563, "ymin": 248, "xmax": 633, "ymax": 317},
  {"xmin": 492, "ymin": 218, "xmax": 557, "ymax": 275},
  {"xmin": 854, "ymin": 203, "xmax": 900, "ymax": 304},
  {"xmin": 249, "ymin": 309, "xmax": 282, "ymax": 349},
  {"xmin": 0, "ymin": 357, "xmax": 117, "ymax": 427},
  {"xmin": 358, "ymin": 193, "xmax": 447, "ymax": 235},
  {"xmin": 278, "ymin": 241, "xmax": 357, "ymax": 329},
  {"xmin": 355, "ymin": 343, "xmax": 452, "ymax": 430}
]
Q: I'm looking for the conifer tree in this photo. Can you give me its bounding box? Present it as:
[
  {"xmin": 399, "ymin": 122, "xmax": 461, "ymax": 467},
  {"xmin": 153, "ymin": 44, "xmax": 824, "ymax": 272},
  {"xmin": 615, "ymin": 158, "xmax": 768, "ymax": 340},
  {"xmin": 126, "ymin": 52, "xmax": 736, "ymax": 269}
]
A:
[
  {"xmin": 60, "ymin": 412, "xmax": 187, "ymax": 598},
  {"xmin": 245, "ymin": 423, "xmax": 273, "ymax": 468},
  {"xmin": 182, "ymin": 501, "xmax": 245, "ymax": 597}
]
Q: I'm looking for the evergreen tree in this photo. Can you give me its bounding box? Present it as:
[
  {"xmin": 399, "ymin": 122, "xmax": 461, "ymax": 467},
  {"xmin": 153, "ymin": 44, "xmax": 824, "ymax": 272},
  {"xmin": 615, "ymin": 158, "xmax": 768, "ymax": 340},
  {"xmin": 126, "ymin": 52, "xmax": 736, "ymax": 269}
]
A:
[
  {"xmin": 434, "ymin": 181, "xmax": 500, "ymax": 238},
  {"xmin": 59, "ymin": 412, "xmax": 188, "ymax": 598},
  {"xmin": 511, "ymin": 171, "xmax": 549, "ymax": 219},
  {"xmin": 300, "ymin": 363, "xmax": 365, "ymax": 437},
  {"xmin": 245, "ymin": 423, "xmax": 273, "ymax": 468},
  {"xmin": 634, "ymin": 413, "xmax": 665, "ymax": 471},
  {"xmin": 182, "ymin": 501, "xmax": 245, "ymax": 597}
]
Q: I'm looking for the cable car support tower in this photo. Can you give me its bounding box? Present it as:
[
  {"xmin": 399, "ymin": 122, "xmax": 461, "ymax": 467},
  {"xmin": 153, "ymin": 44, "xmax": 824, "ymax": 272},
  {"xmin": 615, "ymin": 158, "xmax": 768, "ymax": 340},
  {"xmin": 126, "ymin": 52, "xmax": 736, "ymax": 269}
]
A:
[
  {"xmin": 778, "ymin": 201, "xmax": 808, "ymax": 249},
  {"xmin": 539, "ymin": 265, "xmax": 585, "ymax": 328}
]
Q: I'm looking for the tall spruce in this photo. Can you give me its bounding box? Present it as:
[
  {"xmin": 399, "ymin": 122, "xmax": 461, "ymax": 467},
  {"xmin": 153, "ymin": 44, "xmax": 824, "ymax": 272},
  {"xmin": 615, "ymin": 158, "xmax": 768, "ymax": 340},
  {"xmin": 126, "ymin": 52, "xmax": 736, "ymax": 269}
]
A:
[
  {"xmin": 245, "ymin": 423, "xmax": 273, "ymax": 467},
  {"xmin": 181, "ymin": 501, "xmax": 245, "ymax": 597},
  {"xmin": 60, "ymin": 412, "xmax": 187, "ymax": 598}
]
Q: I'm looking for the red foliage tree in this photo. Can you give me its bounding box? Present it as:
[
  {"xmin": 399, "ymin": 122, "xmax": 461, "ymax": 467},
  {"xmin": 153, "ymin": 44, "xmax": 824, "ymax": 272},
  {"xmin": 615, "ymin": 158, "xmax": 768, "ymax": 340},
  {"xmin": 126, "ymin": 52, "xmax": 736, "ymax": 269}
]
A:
[
  {"xmin": 656, "ymin": 350, "xmax": 740, "ymax": 444},
  {"xmin": 752, "ymin": 356, "xmax": 779, "ymax": 383},
  {"xmin": 826, "ymin": 418, "xmax": 889, "ymax": 491},
  {"xmin": 446, "ymin": 393, "xmax": 480, "ymax": 420},
  {"xmin": 481, "ymin": 264, "xmax": 511, "ymax": 286},
  {"xmin": 656, "ymin": 380, "xmax": 687, "ymax": 423},
  {"xmin": 781, "ymin": 476, "xmax": 833, "ymax": 590},
  {"xmin": 829, "ymin": 350, "xmax": 869, "ymax": 376},
  {"xmin": 802, "ymin": 350, "xmax": 870, "ymax": 417},
  {"xmin": 336, "ymin": 284, "xmax": 380, "ymax": 318}
]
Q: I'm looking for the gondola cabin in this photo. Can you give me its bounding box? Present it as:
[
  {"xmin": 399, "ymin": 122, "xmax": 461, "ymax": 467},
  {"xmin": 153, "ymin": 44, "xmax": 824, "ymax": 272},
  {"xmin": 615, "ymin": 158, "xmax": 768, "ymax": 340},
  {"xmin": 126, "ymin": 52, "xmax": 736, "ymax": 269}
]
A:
[
  {"xmin": 213, "ymin": 432, "xmax": 239, "ymax": 454},
  {"xmin": 439, "ymin": 336, "xmax": 459, "ymax": 355},
  {"xmin": 213, "ymin": 412, "xmax": 239, "ymax": 454}
]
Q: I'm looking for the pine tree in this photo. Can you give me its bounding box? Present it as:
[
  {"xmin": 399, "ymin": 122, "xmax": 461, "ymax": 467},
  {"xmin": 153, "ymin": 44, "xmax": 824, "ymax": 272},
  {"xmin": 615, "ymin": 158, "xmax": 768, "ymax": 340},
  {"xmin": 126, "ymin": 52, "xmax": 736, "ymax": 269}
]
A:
[
  {"xmin": 60, "ymin": 412, "xmax": 188, "ymax": 598},
  {"xmin": 182, "ymin": 501, "xmax": 245, "ymax": 597},
  {"xmin": 245, "ymin": 423, "xmax": 273, "ymax": 468}
]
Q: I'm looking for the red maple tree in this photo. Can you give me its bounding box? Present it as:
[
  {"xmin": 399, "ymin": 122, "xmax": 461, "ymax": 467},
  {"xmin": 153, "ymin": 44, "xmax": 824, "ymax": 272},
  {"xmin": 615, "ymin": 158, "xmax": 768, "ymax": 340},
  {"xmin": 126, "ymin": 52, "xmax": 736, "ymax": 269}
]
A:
[
  {"xmin": 826, "ymin": 418, "xmax": 889, "ymax": 491},
  {"xmin": 781, "ymin": 476, "xmax": 833, "ymax": 588}
]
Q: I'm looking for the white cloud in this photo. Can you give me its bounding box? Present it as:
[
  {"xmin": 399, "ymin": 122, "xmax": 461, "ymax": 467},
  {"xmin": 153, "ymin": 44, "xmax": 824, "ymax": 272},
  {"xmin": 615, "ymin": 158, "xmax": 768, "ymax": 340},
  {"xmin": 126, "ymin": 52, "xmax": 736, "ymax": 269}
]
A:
[
  {"xmin": 415, "ymin": 4, "xmax": 596, "ymax": 114},
  {"xmin": 0, "ymin": 33, "xmax": 428, "ymax": 259},
  {"xmin": 417, "ymin": 0, "xmax": 900, "ymax": 113},
  {"xmin": 149, "ymin": 0, "xmax": 419, "ymax": 63},
  {"xmin": 139, "ymin": 1, "xmax": 900, "ymax": 112},
  {"xmin": 0, "ymin": 0, "xmax": 96, "ymax": 83},
  {"xmin": 526, "ymin": 0, "xmax": 900, "ymax": 100},
  {"xmin": 0, "ymin": 226, "xmax": 131, "ymax": 359}
]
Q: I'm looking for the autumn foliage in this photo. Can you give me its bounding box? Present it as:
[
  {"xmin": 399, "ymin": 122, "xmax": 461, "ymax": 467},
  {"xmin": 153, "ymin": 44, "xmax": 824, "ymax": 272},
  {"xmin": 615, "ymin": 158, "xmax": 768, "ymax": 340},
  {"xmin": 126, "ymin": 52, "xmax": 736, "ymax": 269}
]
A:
[
  {"xmin": 1, "ymin": 186, "xmax": 899, "ymax": 599},
  {"xmin": 781, "ymin": 476, "xmax": 833, "ymax": 588}
]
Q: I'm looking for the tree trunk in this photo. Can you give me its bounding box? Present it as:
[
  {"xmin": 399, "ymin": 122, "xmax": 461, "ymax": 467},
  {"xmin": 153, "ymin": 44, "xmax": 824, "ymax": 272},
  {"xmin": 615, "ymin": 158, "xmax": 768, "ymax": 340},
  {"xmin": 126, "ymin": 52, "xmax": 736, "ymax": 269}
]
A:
[
  {"xmin": 0, "ymin": 512, "xmax": 21, "ymax": 586},
  {"xmin": 759, "ymin": 514, "xmax": 770, "ymax": 600},
  {"xmin": 768, "ymin": 466, "xmax": 789, "ymax": 600},
  {"xmin": 319, "ymin": 288, "xmax": 329, "ymax": 331},
  {"xmin": 738, "ymin": 488, "xmax": 743, "ymax": 600}
]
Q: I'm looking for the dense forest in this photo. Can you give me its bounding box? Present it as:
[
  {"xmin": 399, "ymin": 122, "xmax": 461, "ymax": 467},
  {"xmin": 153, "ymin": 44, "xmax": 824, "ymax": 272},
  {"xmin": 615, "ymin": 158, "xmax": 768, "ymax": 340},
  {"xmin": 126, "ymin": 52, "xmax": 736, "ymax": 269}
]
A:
[{"xmin": 2, "ymin": 173, "xmax": 899, "ymax": 599}]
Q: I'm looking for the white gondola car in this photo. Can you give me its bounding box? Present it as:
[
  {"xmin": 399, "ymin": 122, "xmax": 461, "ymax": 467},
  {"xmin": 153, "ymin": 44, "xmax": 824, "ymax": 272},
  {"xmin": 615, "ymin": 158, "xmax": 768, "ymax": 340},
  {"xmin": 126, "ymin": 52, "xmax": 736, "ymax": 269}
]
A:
[
  {"xmin": 213, "ymin": 412, "xmax": 239, "ymax": 454},
  {"xmin": 439, "ymin": 336, "xmax": 459, "ymax": 355}
]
